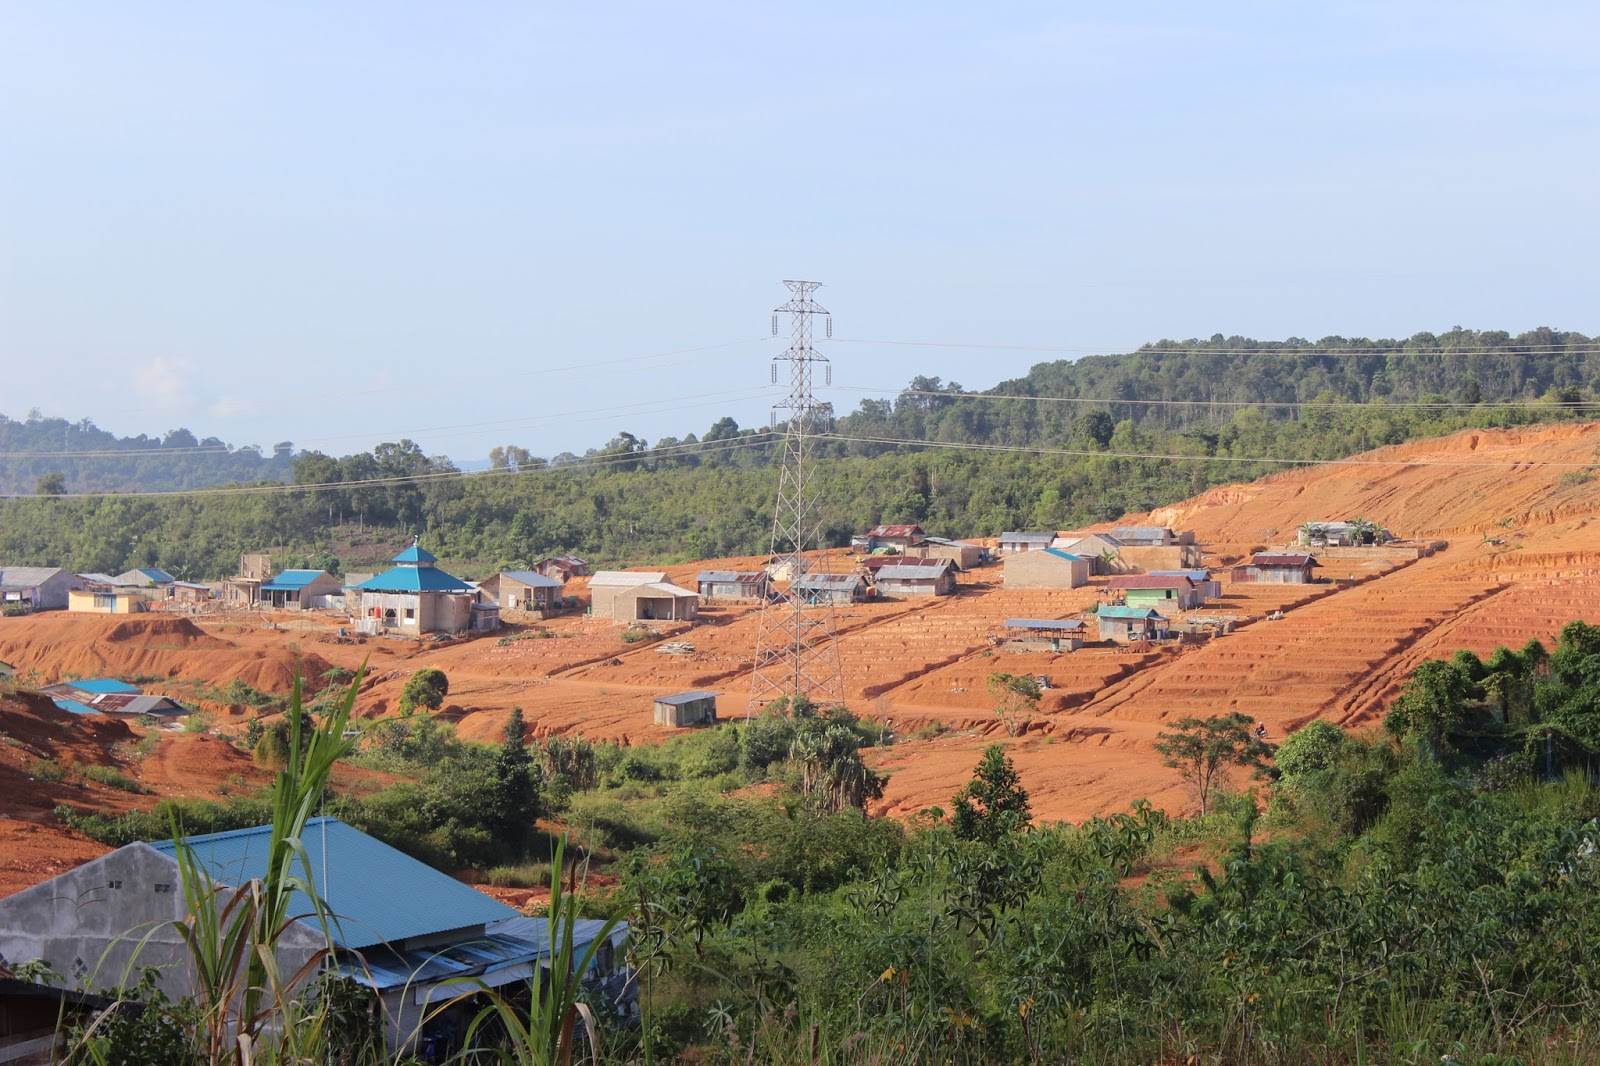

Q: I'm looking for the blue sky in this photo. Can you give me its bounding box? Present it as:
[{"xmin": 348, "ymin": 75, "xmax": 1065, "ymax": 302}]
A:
[{"xmin": 4, "ymin": 3, "xmax": 1597, "ymax": 461}]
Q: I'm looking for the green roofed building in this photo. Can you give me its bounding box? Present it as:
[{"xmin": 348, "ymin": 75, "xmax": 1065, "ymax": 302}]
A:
[{"xmin": 1096, "ymin": 605, "xmax": 1171, "ymax": 643}]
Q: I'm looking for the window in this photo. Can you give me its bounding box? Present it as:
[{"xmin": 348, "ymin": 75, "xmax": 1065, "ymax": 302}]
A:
[
  {"xmin": 106, "ymin": 879, "xmax": 123, "ymax": 890},
  {"xmin": 404, "ymin": 608, "xmax": 415, "ymax": 620},
  {"xmin": 95, "ymin": 594, "xmax": 117, "ymax": 609}
]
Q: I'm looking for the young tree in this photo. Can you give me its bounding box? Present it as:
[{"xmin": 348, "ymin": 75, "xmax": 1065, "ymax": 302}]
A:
[
  {"xmin": 397, "ymin": 667, "xmax": 449, "ymax": 715},
  {"xmin": 987, "ymin": 672, "xmax": 1042, "ymax": 737},
  {"xmin": 951, "ymin": 744, "xmax": 1032, "ymax": 844},
  {"xmin": 493, "ymin": 707, "xmax": 541, "ymax": 851},
  {"xmin": 1153, "ymin": 713, "xmax": 1273, "ymax": 816}
]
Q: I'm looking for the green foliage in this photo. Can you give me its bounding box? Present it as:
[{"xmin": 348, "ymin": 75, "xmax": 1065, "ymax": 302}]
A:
[
  {"xmin": 986, "ymin": 671, "xmax": 1042, "ymax": 737},
  {"xmin": 1153, "ymin": 712, "xmax": 1273, "ymax": 815},
  {"xmin": 30, "ymin": 757, "xmax": 67, "ymax": 782},
  {"xmin": 80, "ymin": 764, "xmax": 145, "ymax": 793},
  {"xmin": 951, "ymin": 744, "xmax": 1032, "ymax": 844},
  {"xmin": 1272, "ymin": 719, "xmax": 1348, "ymax": 777},
  {"xmin": 398, "ymin": 667, "xmax": 449, "ymax": 715}
]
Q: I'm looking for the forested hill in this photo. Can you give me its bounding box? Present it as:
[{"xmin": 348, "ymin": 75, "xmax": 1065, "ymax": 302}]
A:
[
  {"xmin": 1, "ymin": 326, "xmax": 1595, "ymax": 579},
  {"xmin": 0, "ymin": 415, "xmax": 293, "ymax": 494}
]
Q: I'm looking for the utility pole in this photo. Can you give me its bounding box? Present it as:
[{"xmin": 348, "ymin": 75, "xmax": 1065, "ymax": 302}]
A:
[{"xmin": 748, "ymin": 280, "xmax": 843, "ymax": 713}]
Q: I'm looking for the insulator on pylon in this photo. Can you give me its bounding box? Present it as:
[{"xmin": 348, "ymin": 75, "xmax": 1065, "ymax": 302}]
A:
[
  {"xmin": 771, "ymin": 363, "xmax": 778, "ymax": 383},
  {"xmin": 825, "ymin": 365, "xmax": 832, "ymax": 385},
  {"xmin": 772, "ymin": 315, "xmax": 779, "ymax": 336},
  {"xmin": 826, "ymin": 317, "xmax": 832, "ymax": 338}
]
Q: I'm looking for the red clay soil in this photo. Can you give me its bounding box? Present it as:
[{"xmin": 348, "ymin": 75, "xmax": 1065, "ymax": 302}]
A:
[{"xmin": 5, "ymin": 422, "xmax": 1600, "ymax": 893}]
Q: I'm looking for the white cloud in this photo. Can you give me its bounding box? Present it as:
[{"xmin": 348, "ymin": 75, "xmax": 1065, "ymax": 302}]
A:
[{"xmin": 134, "ymin": 357, "xmax": 190, "ymax": 407}]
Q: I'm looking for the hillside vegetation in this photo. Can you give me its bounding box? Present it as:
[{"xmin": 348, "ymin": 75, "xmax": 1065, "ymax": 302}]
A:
[{"xmin": 1, "ymin": 327, "xmax": 1596, "ymax": 578}]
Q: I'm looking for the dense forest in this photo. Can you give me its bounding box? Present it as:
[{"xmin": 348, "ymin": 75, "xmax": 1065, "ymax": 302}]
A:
[{"xmin": 1, "ymin": 327, "xmax": 1595, "ymax": 578}]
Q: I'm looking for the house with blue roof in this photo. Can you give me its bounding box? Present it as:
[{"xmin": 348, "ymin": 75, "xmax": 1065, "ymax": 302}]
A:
[
  {"xmin": 0, "ymin": 818, "xmax": 633, "ymax": 1051},
  {"xmin": 259, "ymin": 569, "xmax": 343, "ymax": 610},
  {"xmin": 347, "ymin": 542, "xmax": 497, "ymax": 636},
  {"xmin": 1003, "ymin": 547, "xmax": 1090, "ymax": 589}
]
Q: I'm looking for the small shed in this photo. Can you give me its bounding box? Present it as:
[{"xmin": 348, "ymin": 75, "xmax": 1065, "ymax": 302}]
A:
[
  {"xmin": 863, "ymin": 524, "xmax": 925, "ymax": 551},
  {"xmin": 1105, "ymin": 575, "xmax": 1205, "ymax": 611},
  {"xmin": 1231, "ymin": 553, "xmax": 1319, "ymax": 584},
  {"xmin": 1002, "ymin": 618, "xmax": 1086, "ymax": 652},
  {"xmin": 653, "ymin": 690, "xmax": 720, "ymax": 727},
  {"xmin": 696, "ymin": 571, "xmax": 770, "ymax": 602},
  {"xmin": 259, "ymin": 570, "xmax": 342, "ymax": 610},
  {"xmin": 909, "ymin": 537, "xmax": 984, "ymax": 569},
  {"xmin": 1096, "ymin": 606, "xmax": 1171, "ymax": 643},
  {"xmin": 792, "ymin": 572, "xmax": 868, "ymax": 604},
  {"xmin": 999, "ymin": 532, "xmax": 1054, "ymax": 555},
  {"xmin": 1004, "ymin": 547, "xmax": 1090, "ymax": 589},
  {"xmin": 874, "ymin": 562, "xmax": 957, "ymax": 598},
  {"xmin": 480, "ymin": 571, "xmax": 566, "ymax": 611},
  {"xmin": 535, "ymin": 556, "xmax": 589, "ymax": 581}
]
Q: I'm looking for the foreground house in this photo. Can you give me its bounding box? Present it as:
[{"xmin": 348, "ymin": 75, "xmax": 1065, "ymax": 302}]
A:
[
  {"xmin": 348, "ymin": 544, "xmax": 494, "ymax": 635},
  {"xmin": 0, "ymin": 818, "xmax": 632, "ymax": 1053},
  {"xmin": 1004, "ymin": 547, "xmax": 1090, "ymax": 589},
  {"xmin": 1231, "ymin": 552, "xmax": 1319, "ymax": 584},
  {"xmin": 480, "ymin": 570, "xmax": 566, "ymax": 612},
  {"xmin": 0, "ymin": 566, "xmax": 82, "ymax": 612}
]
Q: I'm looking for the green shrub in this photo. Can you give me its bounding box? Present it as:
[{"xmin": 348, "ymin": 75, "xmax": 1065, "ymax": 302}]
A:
[
  {"xmin": 398, "ymin": 668, "xmax": 449, "ymax": 715},
  {"xmin": 81, "ymin": 764, "xmax": 145, "ymax": 793},
  {"xmin": 619, "ymin": 628, "xmax": 656, "ymax": 644},
  {"xmin": 30, "ymin": 758, "xmax": 67, "ymax": 782},
  {"xmin": 485, "ymin": 862, "xmax": 552, "ymax": 888}
]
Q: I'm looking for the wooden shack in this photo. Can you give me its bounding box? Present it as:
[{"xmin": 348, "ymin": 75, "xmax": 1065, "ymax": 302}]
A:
[
  {"xmin": 653, "ymin": 690, "xmax": 719, "ymax": 727},
  {"xmin": 1002, "ymin": 618, "xmax": 1086, "ymax": 652}
]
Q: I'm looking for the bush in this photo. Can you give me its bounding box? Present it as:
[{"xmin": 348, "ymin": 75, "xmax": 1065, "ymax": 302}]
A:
[
  {"xmin": 485, "ymin": 862, "xmax": 552, "ymax": 888},
  {"xmin": 398, "ymin": 668, "xmax": 449, "ymax": 715},
  {"xmin": 619, "ymin": 628, "xmax": 656, "ymax": 644},
  {"xmin": 81, "ymin": 764, "xmax": 145, "ymax": 793},
  {"xmin": 1274, "ymin": 720, "xmax": 1348, "ymax": 778},
  {"xmin": 30, "ymin": 758, "xmax": 67, "ymax": 782},
  {"xmin": 181, "ymin": 711, "xmax": 212, "ymax": 735}
]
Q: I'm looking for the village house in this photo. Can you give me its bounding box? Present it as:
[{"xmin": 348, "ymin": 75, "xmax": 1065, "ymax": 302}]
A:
[
  {"xmin": 998, "ymin": 531, "xmax": 1055, "ymax": 555},
  {"xmin": 1096, "ymin": 605, "xmax": 1171, "ymax": 643},
  {"xmin": 480, "ymin": 570, "xmax": 567, "ymax": 612},
  {"xmin": 42, "ymin": 679, "xmax": 190, "ymax": 723},
  {"xmin": 67, "ymin": 587, "xmax": 145, "ymax": 614},
  {"xmin": 348, "ymin": 543, "xmax": 493, "ymax": 635},
  {"xmin": 168, "ymin": 581, "xmax": 214, "ymax": 606},
  {"xmin": 0, "ymin": 819, "xmax": 633, "ymax": 1054},
  {"xmin": 589, "ymin": 571, "xmax": 699, "ymax": 622},
  {"xmin": 792, "ymin": 572, "xmax": 869, "ymax": 604},
  {"xmin": 258, "ymin": 570, "xmax": 342, "ymax": 610},
  {"xmin": 1231, "ymin": 552, "xmax": 1319, "ymax": 584},
  {"xmin": 1002, "ymin": 618, "xmax": 1086, "ymax": 652},
  {"xmin": 1150, "ymin": 569, "xmax": 1223, "ymax": 599},
  {"xmin": 112, "ymin": 567, "xmax": 175, "ymax": 590},
  {"xmin": 696, "ymin": 570, "xmax": 770, "ymax": 603},
  {"xmin": 653, "ymin": 690, "xmax": 720, "ymax": 727},
  {"xmin": 535, "ymin": 555, "xmax": 589, "ymax": 582},
  {"xmin": 1069, "ymin": 528, "xmax": 1203, "ymax": 571},
  {"xmin": 0, "ymin": 566, "xmax": 83, "ymax": 612},
  {"xmin": 1110, "ymin": 526, "xmax": 1182, "ymax": 546},
  {"xmin": 1105, "ymin": 574, "xmax": 1207, "ymax": 611},
  {"xmin": 873, "ymin": 561, "xmax": 958, "ymax": 598},
  {"xmin": 1297, "ymin": 520, "xmax": 1393, "ymax": 547},
  {"xmin": 862, "ymin": 524, "xmax": 926, "ymax": 552},
  {"xmin": 1050, "ymin": 533, "xmax": 1127, "ymax": 574},
  {"xmin": 224, "ymin": 553, "xmax": 273, "ymax": 607},
  {"xmin": 1004, "ymin": 547, "xmax": 1091, "ymax": 589},
  {"xmin": 905, "ymin": 536, "xmax": 986, "ymax": 569}
]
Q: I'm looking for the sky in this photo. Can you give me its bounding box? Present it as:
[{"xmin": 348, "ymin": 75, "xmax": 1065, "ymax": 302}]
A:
[{"xmin": 4, "ymin": 2, "xmax": 1599, "ymax": 462}]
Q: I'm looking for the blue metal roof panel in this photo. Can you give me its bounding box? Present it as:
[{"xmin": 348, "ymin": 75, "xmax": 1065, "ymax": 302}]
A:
[
  {"xmin": 351, "ymin": 566, "xmax": 474, "ymax": 593},
  {"xmin": 61, "ymin": 679, "xmax": 142, "ymax": 695},
  {"xmin": 500, "ymin": 571, "xmax": 564, "ymax": 589},
  {"xmin": 139, "ymin": 568, "xmax": 175, "ymax": 583},
  {"xmin": 392, "ymin": 545, "xmax": 437, "ymax": 564},
  {"xmin": 260, "ymin": 570, "xmax": 330, "ymax": 592},
  {"xmin": 150, "ymin": 818, "xmax": 517, "ymax": 949},
  {"xmin": 1096, "ymin": 606, "xmax": 1168, "ymax": 620},
  {"xmin": 1004, "ymin": 618, "xmax": 1085, "ymax": 631},
  {"xmin": 51, "ymin": 698, "xmax": 100, "ymax": 715},
  {"xmin": 1042, "ymin": 549, "xmax": 1087, "ymax": 562}
]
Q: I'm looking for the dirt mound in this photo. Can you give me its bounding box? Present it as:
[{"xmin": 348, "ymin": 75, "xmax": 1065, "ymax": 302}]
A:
[{"xmin": 100, "ymin": 615, "xmax": 232, "ymax": 648}]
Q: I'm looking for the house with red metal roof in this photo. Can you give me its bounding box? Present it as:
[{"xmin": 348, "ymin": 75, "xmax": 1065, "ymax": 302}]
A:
[{"xmin": 1230, "ymin": 552, "xmax": 1319, "ymax": 584}]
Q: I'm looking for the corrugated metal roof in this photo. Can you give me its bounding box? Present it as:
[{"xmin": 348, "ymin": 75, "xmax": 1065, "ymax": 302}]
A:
[
  {"xmin": 792, "ymin": 573, "xmax": 865, "ymax": 590},
  {"xmin": 866, "ymin": 524, "xmax": 923, "ymax": 538},
  {"xmin": 340, "ymin": 929, "xmax": 545, "ymax": 991},
  {"xmin": 150, "ymin": 818, "xmax": 517, "ymax": 950},
  {"xmin": 350, "ymin": 565, "xmax": 475, "ymax": 593},
  {"xmin": 922, "ymin": 537, "xmax": 977, "ymax": 548},
  {"xmin": 1096, "ymin": 606, "xmax": 1168, "ymax": 620},
  {"xmin": 655, "ymin": 690, "xmax": 720, "ymax": 706},
  {"xmin": 0, "ymin": 566, "xmax": 70, "ymax": 591},
  {"xmin": 1106, "ymin": 575, "xmax": 1193, "ymax": 590},
  {"xmin": 499, "ymin": 571, "xmax": 564, "ymax": 589},
  {"xmin": 114, "ymin": 567, "xmax": 174, "ymax": 586},
  {"xmin": 77, "ymin": 572, "xmax": 120, "ymax": 586},
  {"xmin": 82, "ymin": 694, "xmax": 189, "ymax": 717},
  {"xmin": 1111, "ymin": 527, "xmax": 1173, "ymax": 541},
  {"xmin": 589, "ymin": 571, "xmax": 666, "ymax": 587},
  {"xmin": 697, "ymin": 570, "xmax": 764, "ymax": 584},
  {"xmin": 875, "ymin": 565, "xmax": 947, "ymax": 581},
  {"xmin": 1151, "ymin": 570, "xmax": 1211, "ymax": 581},
  {"xmin": 1252, "ymin": 553, "xmax": 1316, "ymax": 567},
  {"xmin": 633, "ymin": 582, "xmax": 697, "ymax": 598},
  {"xmin": 1004, "ymin": 618, "xmax": 1085, "ymax": 631},
  {"xmin": 1042, "ymin": 549, "xmax": 1087, "ymax": 562},
  {"xmin": 391, "ymin": 544, "xmax": 437, "ymax": 564},
  {"xmin": 260, "ymin": 569, "xmax": 331, "ymax": 592},
  {"xmin": 45, "ymin": 678, "xmax": 141, "ymax": 695},
  {"xmin": 1000, "ymin": 532, "xmax": 1054, "ymax": 543}
]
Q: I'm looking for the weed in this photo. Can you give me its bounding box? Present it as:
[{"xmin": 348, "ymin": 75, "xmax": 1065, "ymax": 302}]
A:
[
  {"xmin": 30, "ymin": 758, "xmax": 67, "ymax": 782},
  {"xmin": 80, "ymin": 764, "xmax": 144, "ymax": 793}
]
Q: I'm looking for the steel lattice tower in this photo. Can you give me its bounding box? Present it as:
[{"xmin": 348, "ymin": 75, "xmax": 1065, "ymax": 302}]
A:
[{"xmin": 748, "ymin": 280, "xmax": 843, "ymax": 713}]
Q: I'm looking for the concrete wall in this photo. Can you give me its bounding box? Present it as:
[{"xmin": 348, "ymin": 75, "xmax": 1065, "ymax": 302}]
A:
[
  {"xmin": 1118, "ymin": 545, "xmax": 1204, "ymax": 571},
  {"xmin": 1004, "ymin": 551, "xmax": 1089, "ymax": 589}
]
